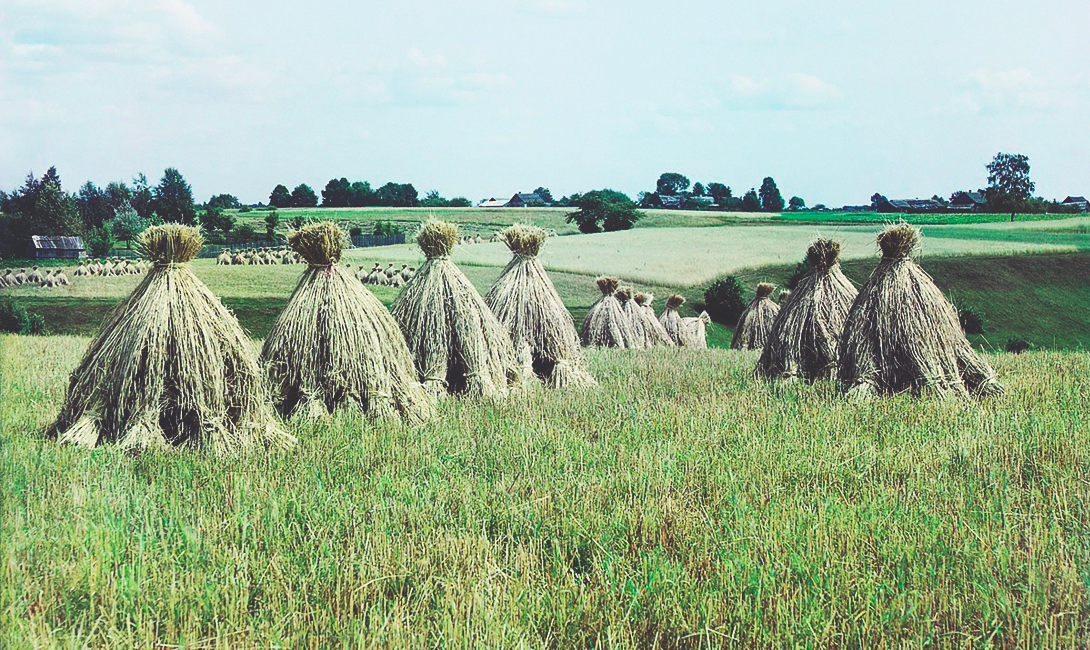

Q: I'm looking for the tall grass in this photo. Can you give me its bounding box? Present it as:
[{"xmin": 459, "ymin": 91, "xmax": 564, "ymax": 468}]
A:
[{"xmin": 2, "ymin": 334, "xmax": 1087, "ymax": 648}]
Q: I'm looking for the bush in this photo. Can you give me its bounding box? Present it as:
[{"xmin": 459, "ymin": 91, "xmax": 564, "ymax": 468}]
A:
[
  {"xmin": 0, "ymin": 297, "xmax": 45, "ymax": 335},
  {"xmin": 234, "ymin": 223, "xmax": 259, "ymax": 243},
  {"xmin": 238, "ymin": 206, "xmax": 253, "ymax": 213},
  {"xmin": 703, "ymin": 276, "xmax": 749, "ymax": 324},
  {"xmin": 565, "ymin": 190, "xmax": 643, "ymax": 234},
  {"xmin": 1006, "ymin": 336, "xmax": 1034, "ymax": 354},
  {"xmin": 372, "ymin": 220, "xmax": 404, "ymax": 236},
  {"xmin": 84, "ymin": 226, "xmax": 116, "ymax": 257},
  {"xmin": 349, "ymin": 226, "xmax": 363, "ymax": 237},
  {"xmin": 785, "ymin": 256, "xmax": 813, "ymax": 290},
  {"xmin": 957, "ymin": 304, "xmax": 987, "ymax": 334}
]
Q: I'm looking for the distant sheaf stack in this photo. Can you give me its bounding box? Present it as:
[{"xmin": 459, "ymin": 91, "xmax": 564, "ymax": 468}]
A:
[
  {"xmin": 260, "ymin": 222, "xmax": 435, "ymax": 422},
  {"xmin": 837, "ymin": 223, "xmax": 1003, "ymax": 398},
  {"xmin": 658, "ymin": 294, "xmax": 687, "ymax": 346},
  {"xmin": 757, "ymin": 239, "xmax": 858, "ymax": 381},
  {"xmin": 580, "ymin": 276, "xmax": 636, "ymax": 348},
  {"xmin": 485, "ymin": 223, "xmax": 595, "ymax": 388},
  {"xmin": 731, "ymin": 283, "xmax": 779, "ymax": 350},
  {"xmin": 633, "ymin": 293, "xmax": 674, "ymax": 346},
  {"xmin": 391, "ymin": 219, "xmax": 521, "ymax": 399}
]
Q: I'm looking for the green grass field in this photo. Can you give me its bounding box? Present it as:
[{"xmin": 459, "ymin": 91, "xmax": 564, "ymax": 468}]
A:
[
  {"xmin": 3, "ymin": 214, "xmax": 1089, "ymax": 647},
  {"xmin": 2, "ymin": 336, "xmax": 1087, "ymax": 648}
]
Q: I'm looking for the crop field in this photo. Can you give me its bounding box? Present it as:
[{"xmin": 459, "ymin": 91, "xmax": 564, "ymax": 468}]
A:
[
  {"xmin": 2, "ymin": 215, "xmax": 1088, "ymax": 647},
  {"xmin": 2, "ymin": 335, "xmax": 1088, "ymax": 648}
]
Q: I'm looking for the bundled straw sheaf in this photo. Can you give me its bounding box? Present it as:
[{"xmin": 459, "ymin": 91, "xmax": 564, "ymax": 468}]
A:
[
  {"xmin": 659, "ymin": 294, "xmax": 687, "ymax": 345},
  {"xmin": 731, "ymin": 283, "xmax": 780, "ymax": 350},
  {"xmin": 261, "ymin": 222, "xmax": 434, "ymax": 421},
  {"xmin": 757, "ymin": 238, "xmax": 858, "ymax": 381},
  {"xmin": 580, "ymin": 276, "xmax": 637, "ymax": 348},
  {"xmin": 633, "ymin": 293, "xmax": 674, "ymax": 346},
  {"xmin": 48, "ymin": 224, "xmax": 294, "ymax": 454},
  {"xmin": 682, "ymin": 311, "xmax": 711, "ymax": 348},
  {"xmin": 391, "ymin": 220, "xmax": 521, "ymax": 398},
  {"xmin": 838, "ymin": 223, "xmax": 1003, "ymax": 398},
  {"xmin": 618, "ymin": 287, "xmax": 648, "ymax": 348},
  {"xmin": 485, "ymin": 224, "xmax": 595, "ymax": 388}
]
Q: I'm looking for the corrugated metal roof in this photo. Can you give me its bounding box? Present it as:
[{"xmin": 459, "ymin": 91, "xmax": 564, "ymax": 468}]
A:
[{"xmin": 30, "ymin": 236, "xmax": 85, "ymax": 250}]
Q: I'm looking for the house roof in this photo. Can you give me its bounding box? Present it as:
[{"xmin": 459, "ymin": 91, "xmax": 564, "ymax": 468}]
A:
[
  {"xmin": 1062, "ymin": 196, "xmax": 1087, "ymax": 203},
  {"xmin": 30, "ymin": 235, "xmax": 84, "ymax": 249},
  {"xmin": 479, "ymin": 197, "xmax": 508, "ymax": 208},
  {"xmin": 951, "ymin": 191, "xmax": 986, "ymax": 204},
  {"xmin": 511, "ymin": 192, "xmax": 545, "ymax": 204}
]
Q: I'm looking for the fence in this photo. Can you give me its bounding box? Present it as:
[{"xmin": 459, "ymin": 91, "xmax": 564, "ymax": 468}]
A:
[{"xmin": 351, "ymin": 233, "xmax": 406, "ymax": 248}]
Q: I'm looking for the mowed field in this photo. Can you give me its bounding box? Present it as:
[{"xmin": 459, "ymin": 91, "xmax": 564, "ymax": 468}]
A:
[
  {"xmin": 2, "ymin": 336, "xmax": 1088, "ymax": 648},
  {"xmin": 2, "ymin": 215, "xmax": 1089, "ymax": 647}
]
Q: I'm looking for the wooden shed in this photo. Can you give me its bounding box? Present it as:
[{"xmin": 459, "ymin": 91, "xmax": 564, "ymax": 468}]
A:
[{"xmin": 27, "ymin": 236, "xmax": 86, "ymax": 260}]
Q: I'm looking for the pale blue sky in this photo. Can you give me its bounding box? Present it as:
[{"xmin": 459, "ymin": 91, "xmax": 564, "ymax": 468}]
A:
[{"xmin": 2, "ymin": 0, "xmax": 1087, "ymax": 206}]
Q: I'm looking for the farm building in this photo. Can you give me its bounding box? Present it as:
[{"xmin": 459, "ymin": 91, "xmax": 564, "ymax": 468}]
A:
[
  {"xmin": 480, "ymin": 192, "xmax": 549, "ymax": 208},
  {"xmin": 27, "ymin": 236, "xmax": 85, "ymax": 260},
  {"xmin": 876, "ymin": 198, "xmax": 945, "ymax": 214},
  {"xmin": 949, "ymin": 191, "xmax": 987, "ymax": 211},
  {"xmin": 1062, "ymin": 196, "xmax": 1088, "ymax": 211}
]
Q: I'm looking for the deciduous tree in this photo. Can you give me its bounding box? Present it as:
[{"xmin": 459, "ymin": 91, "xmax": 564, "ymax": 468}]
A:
[{"xmin": 154, "ymin": 168, "xmax": 197, "ymax": 225}]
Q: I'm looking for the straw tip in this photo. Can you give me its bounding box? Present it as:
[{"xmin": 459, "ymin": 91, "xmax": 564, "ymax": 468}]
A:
[
  {"xmin": 287, "ymin": 221, "xmax": 346, "ymax": 264},
  {"xmin": 501, "ymin": 223, "xmax": 546, "ymax": 256},
  {"xmin": 596, "ymin": 276, "xmax": 620, "ymax": 295},
  {"xmin": 139, "ymin": 223, "xmax": 204, "ymax": 263},
  {"xmin": 416, "ymin": 219, "xmax": 458, "ymax": 258},
  {"xmin": 615, "ymin": 285, "xmax": 633, "ymax": 302},
  {"xmin": 877, "ymin": 223, "xmax": 919, "ymax": 258},
  {"xmin": 666, "ymin": 294, "xmax": 686, "ymax": 309},
  {"xmin": 806, "ymin": 238, "xmax": 842, "ymax": 268},
  {"xmin": 756, "ymin": 282, "xmax": 776, "ymax": 298}
]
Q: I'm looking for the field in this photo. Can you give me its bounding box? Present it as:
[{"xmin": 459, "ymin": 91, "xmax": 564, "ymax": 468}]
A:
[
  {"xmin": 2, "ymin": 335, "xmax": 1089, "ymax": 648},
  {"xmin": 2, "ymin": 214, "xmax": 1089, "ymax": 647}
]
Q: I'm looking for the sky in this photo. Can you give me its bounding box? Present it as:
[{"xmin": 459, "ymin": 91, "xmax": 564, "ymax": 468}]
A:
[{"xmin": 1, "ymin": 0, "xmax": 1087, "ymax": 207}]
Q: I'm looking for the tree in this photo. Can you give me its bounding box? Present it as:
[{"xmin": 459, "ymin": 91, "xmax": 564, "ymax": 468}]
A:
[
  {"xmin": 76, "ymin": 181, "xmax": 113, "ymax": 230},
  {"xmin": 448, "ymin": 197, "xmax": 472, "ymax": 207},
  {"xmin": 565, "ymin": 189, "xmax": 643, "ymax": 234},
  {"xmin": 207, "ymin": 193, "xmax": 241, "ymax": 210},
  {"xmin": 788, "ymin": 196, "xmax": 806, "ymax": 210},
  {"xmin": 656, "ymin": 172, "xmax": 690, "ymax": 196},
  {"xmin": 84, "ymin": 225, "xmax": 116, "ymax": 257},
  {"xmin": 321, "ymin": 178, "xmax": 352, "ymax": 207},
  {"xmin": 110, "ymin": 201, "xmax": 147, "ymax": 248},
  {"xmin": 104, "ymin": 181, "xmax": 132, "ymax": 212},
  {"xmin": 131, "ymin": 174, "xmax": 156, "ymax": 219},
  {"xmin": 234, "ymin": 222, "xmax": 258, "ymax": 243},
  {"xmin": 199, "ymin": 206, "xmax": 235, "ymax": 239},
  {"xmin": 420, "ymin": 190, "xmax": 448, "ymax": 207},
  {"xmin": 533, "ymin": 187, "xmax": 554, "ymax": 204},
  {"xmin": 154, "ymin": 168, "xmax": 197, "ymax": 224},
  {"xmin": 706, "ymin": 183, "xmax": 732, "ymax": 206},
  {"xmin": 33, "ymin": 167, "xmax": 82, "ymax": 235},
  {"xmin": 692, "ymin": 182, "xmax": 706, "ymax": 197},
  {"xmin": 870, "ymin": 193, "xmax": 887, "ymax": 208},
  {"xmin": 265, "ymin": 211, "xmax": 279, "ymax": 241},
  {"xmin": 348, "ymin": 181, "xmax": 375, "ymax": 207},
  {"xmin": 741, "ymin": 189, "xmax": 761, "ymax": 212},
  {"xmin": 291, "ymin": 184, "xmax": 318, "ymax": 208},
  {"xmin": 985, "ymin": 152, "xmax": 1035, "ymax": 211},
  {"xmin": 270, "ymin": 184, "xmax": 292, "ymax": 208},
  {"xmin": 759, "ymin": 177, "xmax": 785, "ymax": 212},
  {"xmin": 375, "ymin": 182, "xmax": 418, "ymax": 207}
]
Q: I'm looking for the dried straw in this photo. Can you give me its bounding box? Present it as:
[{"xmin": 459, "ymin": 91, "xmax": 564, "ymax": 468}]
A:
[
  {"xmin": 633, "ymin": 293, "xmax": 675, "ymax": 346},
  {"xmin": 391, "ymin": 220, "xmax": 521, "ymax": 398},
  {"xmin": 757, "ymin": 239, "xmax": 858, "ymax": 381},
  {"xmin": 838, "ymin": 223, "xmax": 1003, "ymax": 398},
  {"xmin": 682, "ymin": 311, "xmax": 711, "ymax": 348},
  {"xmin": 580, "ymin": 276, "xmax": 637, "ymax": 348},
  {"xmin": 260, "ymin": 222, "xmax": 435, "ymax": 422},
  {"xmin": 48, "ymin": 224, "xmax": 294, "ymax": 454},
  {"xmin": 659, "ymin": 294, "xmax": 687, "ymax": 345},
  {"xmin": 731, "ymin": 283, "xmax": 780, "ymax": 350},
  {"xmin": 485, "ymin": 224, "xmax": 594, "ymax": 388}
]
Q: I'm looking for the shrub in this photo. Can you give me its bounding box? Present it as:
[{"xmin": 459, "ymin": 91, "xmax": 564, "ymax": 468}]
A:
[
  {"xmin": 785, "ymin": 256, "xmax": 813, "ymax": 290},
  {"xmin": 1006, "ymin": 336, "xmax": 1034, "ymax": 354},
  {"xmin": 234, "ymin": 223, "xmax": 259, "ymax": 243},
  {"xmin": 349, "ymin": 226, "xmax": 363, "ymax": 237},
  {"xmin": 238, "ymin": 206, "xmax": 252, "ymax": 213},
  {"xmin": 85, "ymin": 225, "xmax": 116, "ymax": 257},
  {"xmin": 703, "ymin": 276, "xmax": 748, "ymax": 324},
  {"xmin": 957, "ymin": 304, "xmax": 987, "ymax": 334},
  {"xmin": 0, "ymin": 297, "xmax": 45, "ymax": 335},
  {"xmin": 373, "ymin": 220, "xmax": 404, "ymax": 236}
]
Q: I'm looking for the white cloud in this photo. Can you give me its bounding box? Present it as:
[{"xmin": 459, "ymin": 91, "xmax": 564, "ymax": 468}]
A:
[
  {"xmin": 952, "ymin": 67, "xmax": 1075, "ymax": 114},
  {"xmin": 721, "ymin": 73, "xmax": 841, "ymax": 110}
]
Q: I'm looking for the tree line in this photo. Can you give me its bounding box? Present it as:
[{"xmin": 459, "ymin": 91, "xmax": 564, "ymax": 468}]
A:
[{"xmin": 268, "ymin": 179, "xmax": 472, "ymax": 209}]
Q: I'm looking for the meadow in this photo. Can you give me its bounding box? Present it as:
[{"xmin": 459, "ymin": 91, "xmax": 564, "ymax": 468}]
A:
[
  {"xmin": 2, "ymin": 215, "xmax": 1089, "ymax": 647},
  {"xmin": 2, "ymin": 335, "xmax": 1088, "ymax": 648}
]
